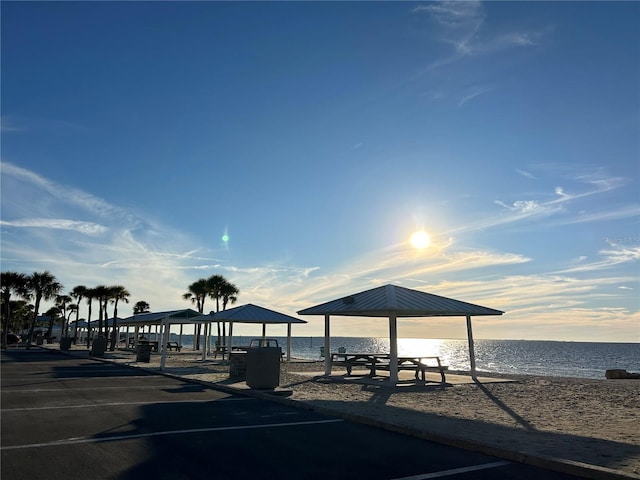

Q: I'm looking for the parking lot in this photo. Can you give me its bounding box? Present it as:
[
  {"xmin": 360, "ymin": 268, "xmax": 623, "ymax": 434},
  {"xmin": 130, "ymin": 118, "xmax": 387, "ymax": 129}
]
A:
[{"xmin": 1, "ymin": 348, "xmax": 584, "ymax": 480}]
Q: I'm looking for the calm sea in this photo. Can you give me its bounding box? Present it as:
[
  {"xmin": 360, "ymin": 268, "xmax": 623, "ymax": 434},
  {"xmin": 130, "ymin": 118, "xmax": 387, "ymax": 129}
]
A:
[{"xmin": 167, "ymin": 335, "xmax": 639, "ymax": 380}]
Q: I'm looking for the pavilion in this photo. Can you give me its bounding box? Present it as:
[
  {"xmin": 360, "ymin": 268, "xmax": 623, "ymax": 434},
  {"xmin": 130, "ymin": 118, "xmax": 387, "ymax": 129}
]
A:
[{"xmin": 298, "ymin": 284, "xmax": 504, "ymax": 383}]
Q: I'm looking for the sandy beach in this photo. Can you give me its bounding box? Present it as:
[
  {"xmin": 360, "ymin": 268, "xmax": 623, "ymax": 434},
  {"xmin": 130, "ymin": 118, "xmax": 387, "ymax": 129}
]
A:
[{"xmin": 64, "ymin": 347, "xmax": 640, "ymax": 478}]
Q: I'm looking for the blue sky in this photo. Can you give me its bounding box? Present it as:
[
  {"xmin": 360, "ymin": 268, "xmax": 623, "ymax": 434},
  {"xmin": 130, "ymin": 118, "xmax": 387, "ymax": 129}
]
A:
[{"xmin": 2, "ymin": 1, "xmax": 638, "ymax": 341}]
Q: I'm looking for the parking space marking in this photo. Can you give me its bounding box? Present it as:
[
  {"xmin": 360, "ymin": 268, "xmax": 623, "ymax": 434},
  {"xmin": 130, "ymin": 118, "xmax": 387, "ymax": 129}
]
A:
[
  {"xmin": 391, "ymin": 461, "xmax": 511, "ymax": 479},
  {"xmin": 2, "ymin": 385, "xmax": 225, "ymax": 393},
  {"xmin": 2, "ymin": 397, "xmax": 254, "ymax": 412},
  {"xmin": 1, "ymin": 418, "xmax": 344, "ymax": 450}
]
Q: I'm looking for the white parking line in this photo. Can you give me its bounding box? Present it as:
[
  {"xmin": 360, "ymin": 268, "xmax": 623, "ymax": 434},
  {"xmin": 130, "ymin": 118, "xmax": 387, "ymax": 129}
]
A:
[
  {"xmin": 2, "ymin": 397, "xmax": 253, "ymax": 412},
  {"xmin": 1, "ymin": 419, "xmax": 344, "ymax": 450},
  {"xmin": 2, "ymin": 385, "xmax": 212, "ymax": 393},
  {"xmin": 391, "ymin": 461, "xmax": 511, "ymax": 479}
]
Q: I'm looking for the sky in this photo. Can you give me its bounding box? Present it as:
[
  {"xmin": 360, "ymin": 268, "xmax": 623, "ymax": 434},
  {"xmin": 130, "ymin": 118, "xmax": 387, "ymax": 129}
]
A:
[{"xmin": 1, "ymin": 1, "xmax": 638, "ymax": 342}]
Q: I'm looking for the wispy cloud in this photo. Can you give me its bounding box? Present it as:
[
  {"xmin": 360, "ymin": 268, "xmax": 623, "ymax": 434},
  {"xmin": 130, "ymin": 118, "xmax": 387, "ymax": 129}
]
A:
[
  {"xmin": 516, "ymin": 169, "xmax": 536, "ymax": 179},
  {"xmin": 1, "ymin": 116, "xmax": 25, "ymax": 132},
  {"xmin": 413, "ymin": 0, "xmax": 546, "ymax": 69},
  {"xmin": 1, "ymin": 162, "xmax": 132, "ymax": 222},
  {"xmin": 458, "ymin": 85, "xmax": 493, "ymax": 107},
  {"xmin": 451, "ymin": 165, "xmax": 632, "ymax": 235},
  {"xmin": 555, "ymin": 244, "xmax": 640, "ymax": 274},
  {"xmin": 0, "ymin": 218, "xmax": 106, "ymax": 235}
]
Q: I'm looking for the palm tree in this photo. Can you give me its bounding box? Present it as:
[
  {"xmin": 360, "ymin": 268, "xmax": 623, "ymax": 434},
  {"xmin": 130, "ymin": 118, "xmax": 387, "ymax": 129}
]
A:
[
  {"xmin": 183, "ymin": 279, "xmax": 209, "ymax": 349},
  {"xmin": 11, "ymin": 300, "xmax": 33, "ymax": 333},
  {"xmin": 84, "ymin": 288, "xmax": 97, "ymax": 347},
  {"xmin": 1, "ymin": 271, "xmax": 29, "ymax": 349},
  {"xmin": 206, "ymin": 275, "xmax": 227, "ymax": 313},
  {"xmin": 220, "ymin": 282, "xmax": 240, "ymax": 311},
  {"xmin": 70, "ymin": 285, "xmax": 88, "ymax": 343},
  {"xmin": 93, "ymin": 285, "xmax": 109, "ymax": 338},
  {"xmin": 133, "ymin": 301, "xmax": 150, "ymax": 314},
  {"xmin": 55, "ymin": 294, "xmax": 73, "ymax": 338},
  {"xmin": 25, "ymin": 271, "xmax": 63, "ymax": 348},
  {"xmin": 44, "ymin": 306, "xmax": 62, "ymax": 340},
  {"xmin": 66, "ymin": 304, "xmax": 78, "ymax": 336},
  {"xmin": 207, "ymin": 275, "xmax": 239, "ymax": 348},
  {"xmin": 108, "ymin": 285, "xmax": 130, "ymax": 351}
]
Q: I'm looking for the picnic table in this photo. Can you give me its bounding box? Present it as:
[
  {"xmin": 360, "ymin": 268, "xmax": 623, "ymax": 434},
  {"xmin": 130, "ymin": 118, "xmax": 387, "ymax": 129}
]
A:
[{"xmin": 330, "ymin": 352, "xmax": 448, "ymax": 387}]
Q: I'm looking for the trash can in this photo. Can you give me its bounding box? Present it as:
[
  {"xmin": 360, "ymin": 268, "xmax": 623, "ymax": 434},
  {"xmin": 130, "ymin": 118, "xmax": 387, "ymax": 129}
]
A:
[
  {"xmin": 91, "ymin": 336, "xmax": 107, "ymax": 357},
  {"xmin": 36, "ymin": 334, "xmax": 44, "ymax": 346},
  {"xmin": 245, "ymin": 338, "xmax": 281, "ymax": 390},
  {"xmin": 229, "ymin": 351, "xmax": 248, "ymax": 379},
  {"xmin": 136, "ymin": 343, "xmax": 152, "ymax": 362},
  {"xmin": 60, "ymin": 336, "xmax": 72, "ymax": 351}
]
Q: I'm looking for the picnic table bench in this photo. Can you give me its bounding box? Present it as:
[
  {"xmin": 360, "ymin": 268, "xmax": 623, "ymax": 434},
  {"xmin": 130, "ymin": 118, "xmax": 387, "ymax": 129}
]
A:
[
  {"xmin": 330, "ymin": 353, "xmax": 377, "ymax": 375},
  {"xmin": 166, "ymin": 341, "xmax": 182, "ymax": 352},
  {"xmin": 330, "ymin": 353, "xmax": 448, "ymax": 387}
]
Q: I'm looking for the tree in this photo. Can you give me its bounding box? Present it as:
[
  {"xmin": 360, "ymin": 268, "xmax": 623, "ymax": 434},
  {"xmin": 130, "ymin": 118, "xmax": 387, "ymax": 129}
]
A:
[
  {"xmin": 70, "ymin": 285, "xmax": 88, "ymax": 343},
  {"xmin": 183, "ymin": 279, "xmax": 209, "ymax": 349},
  {"xmin": 93, "ymin": 285, "xmax": 110, "ymax": 337},
  {"xmin": 1, "ymin": 271, "xmax": 29, "ymax": 349},
  {"xmin": 44, "ymin": 306, "xmax": 62, "ymax": 340},
  {"xmin": 220, "ymin": 282, "xmax": 240, "ymax": 311},
  {"xmin": 66, "ymin": 304, "xmax": 78, "ymax": 336},
  {"xmin": 55, "ymin": 294, "xmax": 73, "ymax": 337},
  {"xmin": 206, "ymin": 275, "xmax": 239, "ymax": 348},
  {"xmin": 25, "ymin": 271, "xmax": 63, "ymax": 348},
  {"xmin": 10, "ymin": 300, "xmax": 33, "ymax": 332},
  {"xmin": 84, "ymin": 288, "xmax": 97, "ymax": 348},
  {"xmin": 108, "ymin": 285, "xmax": 130, "ymax": 351},
  {"xmin": 133, "ymin": 301, "xmax": 150, "ymax": 314},
  {"xmin": 183, "ymin": 279, "xmax": 208, "ymax": 313}
]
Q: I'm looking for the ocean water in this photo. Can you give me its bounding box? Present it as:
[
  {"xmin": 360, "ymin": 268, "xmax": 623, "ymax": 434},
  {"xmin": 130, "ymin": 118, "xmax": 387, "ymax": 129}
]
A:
[{"xmin": 167, "ymin": 334, "xmax": 639, "ymax": 380}]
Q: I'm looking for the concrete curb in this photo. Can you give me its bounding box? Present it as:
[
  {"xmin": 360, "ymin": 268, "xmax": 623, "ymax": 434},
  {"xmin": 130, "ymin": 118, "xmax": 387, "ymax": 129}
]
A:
[{"xmin": 46, "ymin": 347, "xmax": 639, "ymax": 480}]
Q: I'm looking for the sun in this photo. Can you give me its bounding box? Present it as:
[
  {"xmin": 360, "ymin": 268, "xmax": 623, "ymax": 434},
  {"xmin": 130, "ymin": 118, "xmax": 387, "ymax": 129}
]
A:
[{"xmin": 409, "ymin": 230, "xmax": 431, "ymax": 249}]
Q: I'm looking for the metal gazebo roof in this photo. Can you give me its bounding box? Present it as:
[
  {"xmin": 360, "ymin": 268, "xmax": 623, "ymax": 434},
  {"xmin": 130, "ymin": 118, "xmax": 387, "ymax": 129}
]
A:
[
  {"xmin": 211, "ymin": 304, "xmax": 307, "ymax": 324},
  {"xmin": 192, "ymin": 304, "xmax": 307, "ymax": 362},
  {"xmin": 119, "ymin": 309, "xmax": 203, "ymax": 326},
  {"xmin": 297, "ymin": 284, "xmax": 503, "ymax": 317},
  {"xmin": 298, "ymin": 284, "xmax": 504, "ymax": 382}
]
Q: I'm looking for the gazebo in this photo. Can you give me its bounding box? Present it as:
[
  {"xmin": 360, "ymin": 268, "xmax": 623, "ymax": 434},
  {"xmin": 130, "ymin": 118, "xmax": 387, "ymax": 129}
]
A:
[
  {"xmin": 193, "ymin": 303, "xmax": 307, "ymax": 361},
  {"xmin": 297, "ymin": 284, "xmax": 504, "ymax": 383}
]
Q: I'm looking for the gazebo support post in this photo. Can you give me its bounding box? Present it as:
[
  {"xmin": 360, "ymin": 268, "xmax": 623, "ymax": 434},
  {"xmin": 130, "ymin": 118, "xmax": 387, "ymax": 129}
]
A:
[
  {"xmin": 228, "ymin": 322, "xmax": 234, "ymax": 358},
  {"xmin": 389, "ymin": 314, "xmax": 399, "ymax": 384},
  {"xmin": 201, "ymin": 323, "xmax": 208, "ymax": 362},
  {"xmin": 466, "ymin": 315, "xmax": 477, "ymax": 376},
  {"xmin": 261, "ymin": 323, "xmax": 266, "ymax": 338},
  {"xmin": 286, "ymin": 323, "xmax": 292, "ymax": 361},
  {"xmin": 160, "ymin": 318, "xmax": 168, "ymax": 371},
  {"xmin": 324, "ymin": 315, "xmax": 331, "ymax": 376}
]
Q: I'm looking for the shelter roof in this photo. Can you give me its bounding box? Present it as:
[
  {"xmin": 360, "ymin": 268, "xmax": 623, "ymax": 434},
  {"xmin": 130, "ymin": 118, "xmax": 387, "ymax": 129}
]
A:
[
  {"xmin": 119, "ymin": 309, "xmax": 202, "ymax": 326},
  {"xmin": 69, "ymin": 317, "xmax": 125, "ymax": 328},
  {"xmin": 297, "ymin": 284, "xmax": 503, "ymax": 317},
  {"xmin": 192, "ymin": 303, "xmax": 306, "ymax": 324}
]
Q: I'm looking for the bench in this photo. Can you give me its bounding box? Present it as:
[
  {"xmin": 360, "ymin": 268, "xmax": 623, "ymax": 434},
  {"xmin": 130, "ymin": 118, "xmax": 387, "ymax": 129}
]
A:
[
  {"xmin": 166, "ymin": 342, "xmax": 182, "ymax": 352},
  {"xmin": 373, "ymin": 357, "xmax": 448, "ymax": 387},
  {"xmin": 332, "ymin": 359, "xmax": 370, "ymax": 375}
]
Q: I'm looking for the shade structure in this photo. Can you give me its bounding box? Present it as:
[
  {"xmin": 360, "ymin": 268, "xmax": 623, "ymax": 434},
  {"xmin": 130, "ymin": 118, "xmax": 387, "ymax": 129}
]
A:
[
  {"xmin": 119, "ymin": 309, "xmax": 210, "ymax": 370},
  {"xmin": 298, "ymin": 284, "xmax": 504, "ymax": 382},
  {"xmin": 192, "ymin": 304, "xmax": 307, "ymax": 361}
]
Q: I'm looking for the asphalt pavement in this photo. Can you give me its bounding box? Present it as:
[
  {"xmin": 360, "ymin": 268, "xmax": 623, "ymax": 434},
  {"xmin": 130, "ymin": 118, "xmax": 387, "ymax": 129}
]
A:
[{"xmin": 1, "ymin": 348, "xmax": 587, "ymax": 480}]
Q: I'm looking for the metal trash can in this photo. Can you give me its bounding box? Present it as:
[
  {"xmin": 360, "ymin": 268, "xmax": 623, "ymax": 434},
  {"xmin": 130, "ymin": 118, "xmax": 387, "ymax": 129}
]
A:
[
  {"xmin": 60, "ymin": 336, "xmax": 72, "ymax": 351},
  {"xmin": 91, "ymin": 336, "xmax": 107, "ymax": 357},
  {"xmin": 136, "ymin": 343, "xmax": 152, "ymax": 362},
  {"xmin": 229, "ymin": 351, "xmax": 248, "ymax": 379},
  {"xmin": 245, "ymin": 338, "xmax": 281, "ymax": 390}
]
